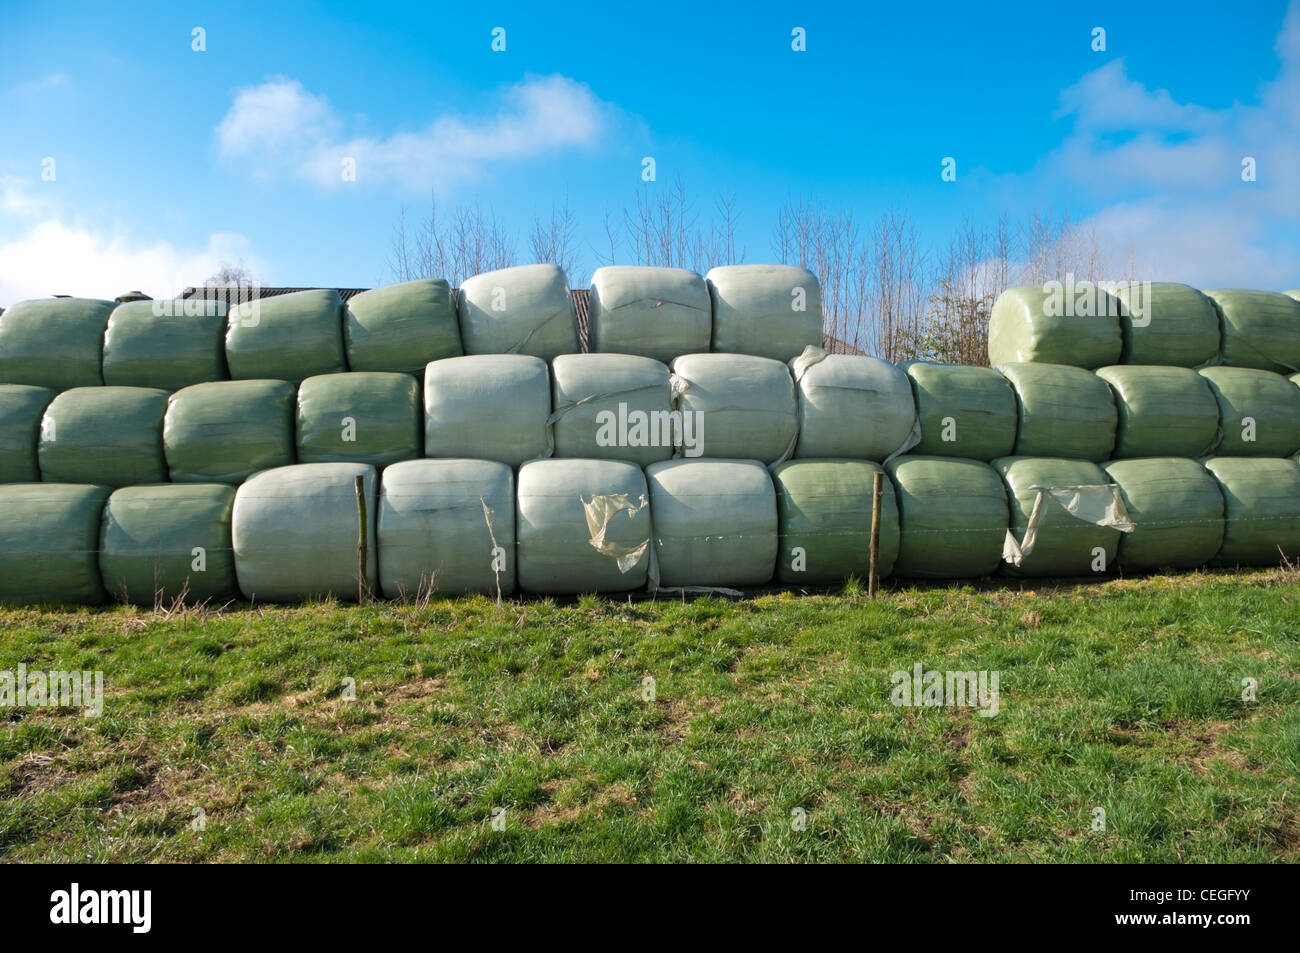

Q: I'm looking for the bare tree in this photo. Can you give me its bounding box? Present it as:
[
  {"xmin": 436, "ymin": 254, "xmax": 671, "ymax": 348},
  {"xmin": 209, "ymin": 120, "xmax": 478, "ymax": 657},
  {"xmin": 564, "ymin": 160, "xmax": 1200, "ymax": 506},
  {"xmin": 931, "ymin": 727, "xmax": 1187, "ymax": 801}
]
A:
[
  {"xmin": 207, "ymin": 261, "xmax": 256, "ymax": 285},
  {"xmin": 389, "ymin": 193, "xmax": 517, "ymax": 288},
  {"xmin": 529, "ymin": 192, "xmax": 583, "ymax": 286}
]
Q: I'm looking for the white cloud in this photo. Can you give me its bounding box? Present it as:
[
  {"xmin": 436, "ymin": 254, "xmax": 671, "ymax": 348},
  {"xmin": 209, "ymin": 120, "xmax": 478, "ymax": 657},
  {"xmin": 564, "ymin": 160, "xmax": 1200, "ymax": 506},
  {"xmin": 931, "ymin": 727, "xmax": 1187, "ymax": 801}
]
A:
[
  {"xmin": 0, "ymin": 222, "xmax": 260, "ymax": 308},
  {"xmin": 216, "ymin": 73, "xmax": 611, "ymax": 191},
  {"xmin": 990, "ymin": 2, "xmax": 1300, "ymax": 287}
]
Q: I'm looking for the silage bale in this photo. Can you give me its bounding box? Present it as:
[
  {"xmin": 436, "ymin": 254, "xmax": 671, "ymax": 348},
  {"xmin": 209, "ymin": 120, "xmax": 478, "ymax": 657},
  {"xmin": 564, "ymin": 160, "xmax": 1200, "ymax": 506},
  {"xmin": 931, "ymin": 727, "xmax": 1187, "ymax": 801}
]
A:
[
  {"xmin": 424, "ymin": 354, "xmax": 551, "ymax": 466},
  {"xmin": 706, "ymin": 264, "xmax": 823, "ymax": 361},
  {"xmin": 1113, "ymin": 282, "xmax": 1219, "ymax": 366},
  {"xmin": 102, "ymin": 298, "xmax": 228, "ymax": 389},
  {"xmin": 1203, "ymin": 457, "xmax": 1300, "ymax": 565},
  {"xmin": 588, "ymin": 266, "xmax": 711, "ymax": 362},
  {"xmin": 1197, "ymin": 366, "xmax": 1300, "ymax": 457},
  {"xmin": 645, "ymin": 459, "xmax": 777, "ymax": 588},
  {"xmin": 1101, "ymin": 458, "xmax": 1224, "ymax": 571},
  {"xmin": 791, "ymin": 349, "xmax": 918, "ymax": 460},
  {"xmin": 670, "ymin": 353, "xmax": 797, "ymax": 463},
  {"xmin": 164, "ymin": 379, "xmax": 296, "ymax": 484},
  {"xmin": 1205, "ymin": 289, "xmax": 1300, "ymax": 373},
  {"xmin": 550, "ymin": 354, "xmax": 674, "ymax": 465},
  {"xmin": 771, "ymin": 459, "xmax": 899, "ymax": 585},
  {"xmin": 516, "ymin": 458, "xmax": 650, "ymax": 594},
  {"xmin": 38, "ymin": 386, "xmax": 170, "ymax": 487},
  {"xmin": 224, "ymin": 289, "xmax": 346, "ymax": 381},
  {"xmin": 99, "ymin": 484, "xmax": 238, "ymax": 604},
  {"xmin": 884, "ymin": 456, "xmax": 1007, "ymax": 578},
  {"xmin": 377, "ymin": 459, "xmax": 515, "ymax": 598},
  {"xmin": 457, "ymin": 264, "xmax": 579, "ymax": 361},
  {"xmin": 0, "ymin": 297, "xmax": 115, "ymax": 390},
  {"xmin": 0, "ymin": 484, "xmax": 109, "ymax": 605},
  {"xmin": 232, "ymin": 462, "xmax": 377, "ymax": 602},
  {"xmin": 344, "ymin": 279, "xmax": 461, "ymax": 373},
  {"xmin": 902, "ymin": 362, "xmax": 1017, "ymax": 460},
  {"xmin": 998, "ymin": 362, "xmax": 1117, "ymax": 461},
  {"xmin": 1096, "ymin": 365, "xmax": 1220, "ymax": 458},
  {"xmin": 993, "ymin": 457, "xmax": 1121, "ymax": 577},
  {"xmin": 0, "ymin": 384, "xmax": 57, "ymax": 482},
  {"xmin": 297, "ymin": 372, "xmax": 421, "ymax": 467},
  {"xmin": 987, "ymin": 284, "xmax": 1122, "ymax": 369}
]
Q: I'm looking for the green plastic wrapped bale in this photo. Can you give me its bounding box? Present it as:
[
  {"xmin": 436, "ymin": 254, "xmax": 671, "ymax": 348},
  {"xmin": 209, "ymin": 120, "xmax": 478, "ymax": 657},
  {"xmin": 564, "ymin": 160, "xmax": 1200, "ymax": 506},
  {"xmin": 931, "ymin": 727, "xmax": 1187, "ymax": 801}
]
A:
[
  {"xmin": 1113, "ymin": 282, "xmax": 1219, "ymax": 366},
  {"xmin": 885, "ymin": 456, "xmax": 1008, "ymax": 579},
  {"xmin": 377, "ymin": 459, "xmax": 515, "ymax": 598},
  {"xmin": 902, "ymin": 362, "xmax": 1017, "ymax": 460},
  {"xmin": 1206, "ymin": 289, "xmax": 1300, "ymax": 373},
  {"xmin": 988, "ymin": 285, "xmax": 1122, "ymax": 368},
  {"xmin": 551, "ymin": 354, "xmax": 673, "ymax": 465},
  {"xmin": 224, "ymin": 289, "xmax": 346, "ymax": 381},
  {"xmin": 1198, "ymin": 366, "xmax": 1300, "ymax": 457},
  {"xmin": 646, "ymin": 459, "xmax": 777, "ymax": 588},
  {"xmin": 457, "ymin": 264, "xmax": 579, "ymax": 361},
  {"xmin": 102, "ymin": 298, "xmax": 228, "ymax": 389},
  {"xmin": 791, "ymin": 350, "xmax": 917, "ymax": 460},
  {"xmin": 771, "ymin": 459, "xmax": 899, "ymax": 584},
  {"xmin": 706, "ymin": 264, "xmax": 823, "ymax": 362},
  {"xmin": 0, "ymin": 384, "xmax": 56, "ymax": 482},
  {"xmin": 589, "ymin": 266, "xmax": 711, "ymax": 362},
  {"xmin": 0, "ymin": 297, "xmax": 114, "ymax": 390},
  {"xmin": 297, "ymin": 372, "xmax": 421, "ymax": 467},
  {"xmin": 1101, "ymin": 458, "xmax": 1224, "ymax": 571},
  {"xmin": 516, "ymin": 459, "xmax": 650, "ymax": 594},
  {"xmin": 998, "ymin": 362, "xmax": 1117, "ymax": 461},
  {"xmin": 671, "ymin": 353, "xmax": 797, "ymax": 462},
  {"xmin": 424, "ymin": 355, "xmax": 551, "ymax": 466},
  {"xmin": 1203, "ymin": 457, "xmax": 1300, "ymax": 565},
  {"xmin": 232, "ymin": 462, "xmax": 377, "ymax": 602},
  {"xmin": 0, "ymin": 483, "xmax": 109, "ymax": 605},
  {"xmin": 99, "ymin": 484, "xmax": 238, "ymax": 604},
  {"xmin": 38, "ymin": 386, "xmax": 170, "ymax": 487},
  {"xmin": 993, "ymin": 457, "xmax": 1121, "ymax": 577},
  {"xmin": 1096, "ymin": 366, "xmax": 1220, "ymax": 458},
  {"xmin": 344, "ymin": 279, "xmax": 461, "ymax": 373},
  {"xmin": 164, "ymin": 380, "xmax": 296, "ymax": 484}
]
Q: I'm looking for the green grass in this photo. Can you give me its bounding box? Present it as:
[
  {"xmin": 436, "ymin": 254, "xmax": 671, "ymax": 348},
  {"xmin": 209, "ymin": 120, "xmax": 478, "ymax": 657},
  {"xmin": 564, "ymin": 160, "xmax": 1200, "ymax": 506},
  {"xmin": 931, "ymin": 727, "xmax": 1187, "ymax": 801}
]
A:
[{"xmin": 1, "ymin": 568, "xmax": 1298, "ymax": 862}]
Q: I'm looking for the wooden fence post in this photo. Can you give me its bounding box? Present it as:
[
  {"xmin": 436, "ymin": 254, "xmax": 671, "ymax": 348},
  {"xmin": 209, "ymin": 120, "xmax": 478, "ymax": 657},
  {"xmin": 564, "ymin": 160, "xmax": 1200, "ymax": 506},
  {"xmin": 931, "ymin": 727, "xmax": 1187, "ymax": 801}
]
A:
[
  {"xmin": 355, "ymin": 474, "xmax": 369, "ymax": 604},
  {"xmin": 868, "ymin": 470, "xmax": 882, "ymax": 599}
]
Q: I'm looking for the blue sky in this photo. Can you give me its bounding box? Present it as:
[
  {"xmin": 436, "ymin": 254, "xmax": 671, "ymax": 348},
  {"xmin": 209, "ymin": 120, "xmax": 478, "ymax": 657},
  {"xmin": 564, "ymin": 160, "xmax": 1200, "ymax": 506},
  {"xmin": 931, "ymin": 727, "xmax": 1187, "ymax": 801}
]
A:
[{"xmin": 0, "ymin": 0, "xmax": 1296, "ymax": 306}]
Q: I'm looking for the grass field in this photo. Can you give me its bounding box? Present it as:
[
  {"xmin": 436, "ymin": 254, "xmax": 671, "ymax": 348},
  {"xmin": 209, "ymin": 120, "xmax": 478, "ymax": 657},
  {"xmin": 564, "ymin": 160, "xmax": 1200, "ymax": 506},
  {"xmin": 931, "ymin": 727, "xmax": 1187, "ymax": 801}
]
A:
[{"xmin": 1, "ymin": 568, "xmax": 1298, "ymax": 863}]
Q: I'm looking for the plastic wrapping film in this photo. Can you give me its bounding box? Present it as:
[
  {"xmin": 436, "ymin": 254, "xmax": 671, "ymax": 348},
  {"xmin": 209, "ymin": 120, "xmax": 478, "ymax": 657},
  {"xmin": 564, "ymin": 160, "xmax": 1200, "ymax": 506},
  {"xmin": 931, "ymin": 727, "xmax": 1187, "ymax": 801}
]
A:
[
  {"xmin": 457, "ymin": 264, "xmax": 579, "ymax": 361},
  {"xmin": 0, "ymin": 297, "xmax": 114, "ymax": 390},
  {"xmin": 588, "ymin": 266, "xmax": 711, "ymax": 362},
  {"xmin": 0, "ymin": 483, "xmax": 110, "ymax": 605},
  {"xmin": 1102, "ymin": 458, "xmax": 1225, "ymax": 571},
  {"xmin": 987, "ymin": 285, "xmax": 1122, "ymax": 369},
  {"xmin": 164, "ymin": 379, "xmax": 297, "ymax": 484},
  {"xmin": 791, "ymin": 347, "xmax": 919, "ymax": 462},
  {"xmin": 0, "ymin": 384, "xmax": 57, "ymax": 482},
  {"xmin": 549, "ymin": 354, "xmax": 675, "ymax": 465},
  {"xmin": 998, "ymin": 362, "xmax": 1117, "ymax": 461},
  {"xmin": 103, "ymin": 298, "xmax": 229, "ymax": 389},
  {"xmin": 1197, "ymin": 366, "xmax": 1300, "ymax": 457},
  {"xmin": 1114, "ymin": 282, "xmax": 1220, "ymax": 367},
  {"xmin": 1205, "ymin": 289, "xmax": 1300, "ymax": 373},
  {"xmin": 902, "ymin": 361, "xmax": 1017, "ymax": 461},
  {"xmin": 1203, "ymin": 457, "xmax": 1300, "ymax": 566},
  {"xmin": 344, "ymin": 279, "xmax": 461, "ymax": 373},
  {"xmin": 377, "ymin": 458, "xmax": 515, "ymax": 598},
  {"xmin": 670, "ymin": 353, "xmax": 798, "ymax": 463},
  {"xmin": 424, "ymin": 354, "xmax": 552, "ymax": 467},
  {"xmin": 38, "ymin": 386, "xmax": 170, "ymax": 488},
  {"xmin": 706, "ymin": 264, "xmax": 823, "ymax": 362},
  {"xmin": 225, "ymin": 289, "xmax": 346, "ymax": 382},
  {"xmin": 296, "ymin": 371, "xmax": 422, "ymax": 467},
  {"xmin": 1096, "ymin": 365, "xmax": 1221, "ymax": 458}
]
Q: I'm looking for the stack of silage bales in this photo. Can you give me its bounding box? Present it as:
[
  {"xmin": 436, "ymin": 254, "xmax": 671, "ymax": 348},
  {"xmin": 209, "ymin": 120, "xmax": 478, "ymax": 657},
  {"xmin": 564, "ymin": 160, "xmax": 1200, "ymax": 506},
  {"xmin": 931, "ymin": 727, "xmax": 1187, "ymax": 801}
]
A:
[
  {"xmin": 987, "ymin": 280, "xmax": 1300, "ymax": 576},
  {"xmin": 2, "ymin": 265, "xmax": 1299, "ymax": 606}
]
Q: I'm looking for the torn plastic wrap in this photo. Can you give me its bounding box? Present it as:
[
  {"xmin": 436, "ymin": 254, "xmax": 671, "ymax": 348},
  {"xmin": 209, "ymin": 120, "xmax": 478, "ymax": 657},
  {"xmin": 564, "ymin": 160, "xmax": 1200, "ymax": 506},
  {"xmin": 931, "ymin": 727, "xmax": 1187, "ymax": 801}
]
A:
[
  {"xmin": 1002, "ymin": 483, "xmax": 1134, "ymax": 567},
  {"xmin": 581, "ymin": 492, "xmax": 650, "ymax": 573}
]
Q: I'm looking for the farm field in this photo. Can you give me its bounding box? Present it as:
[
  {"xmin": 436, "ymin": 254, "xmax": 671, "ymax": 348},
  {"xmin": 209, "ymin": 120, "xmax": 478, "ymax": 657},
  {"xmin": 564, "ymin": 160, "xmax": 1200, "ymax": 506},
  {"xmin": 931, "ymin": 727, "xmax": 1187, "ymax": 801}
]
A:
[{"xmin": 1, "ymin": 570, "xmax": 1297, "ymax": 863}]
